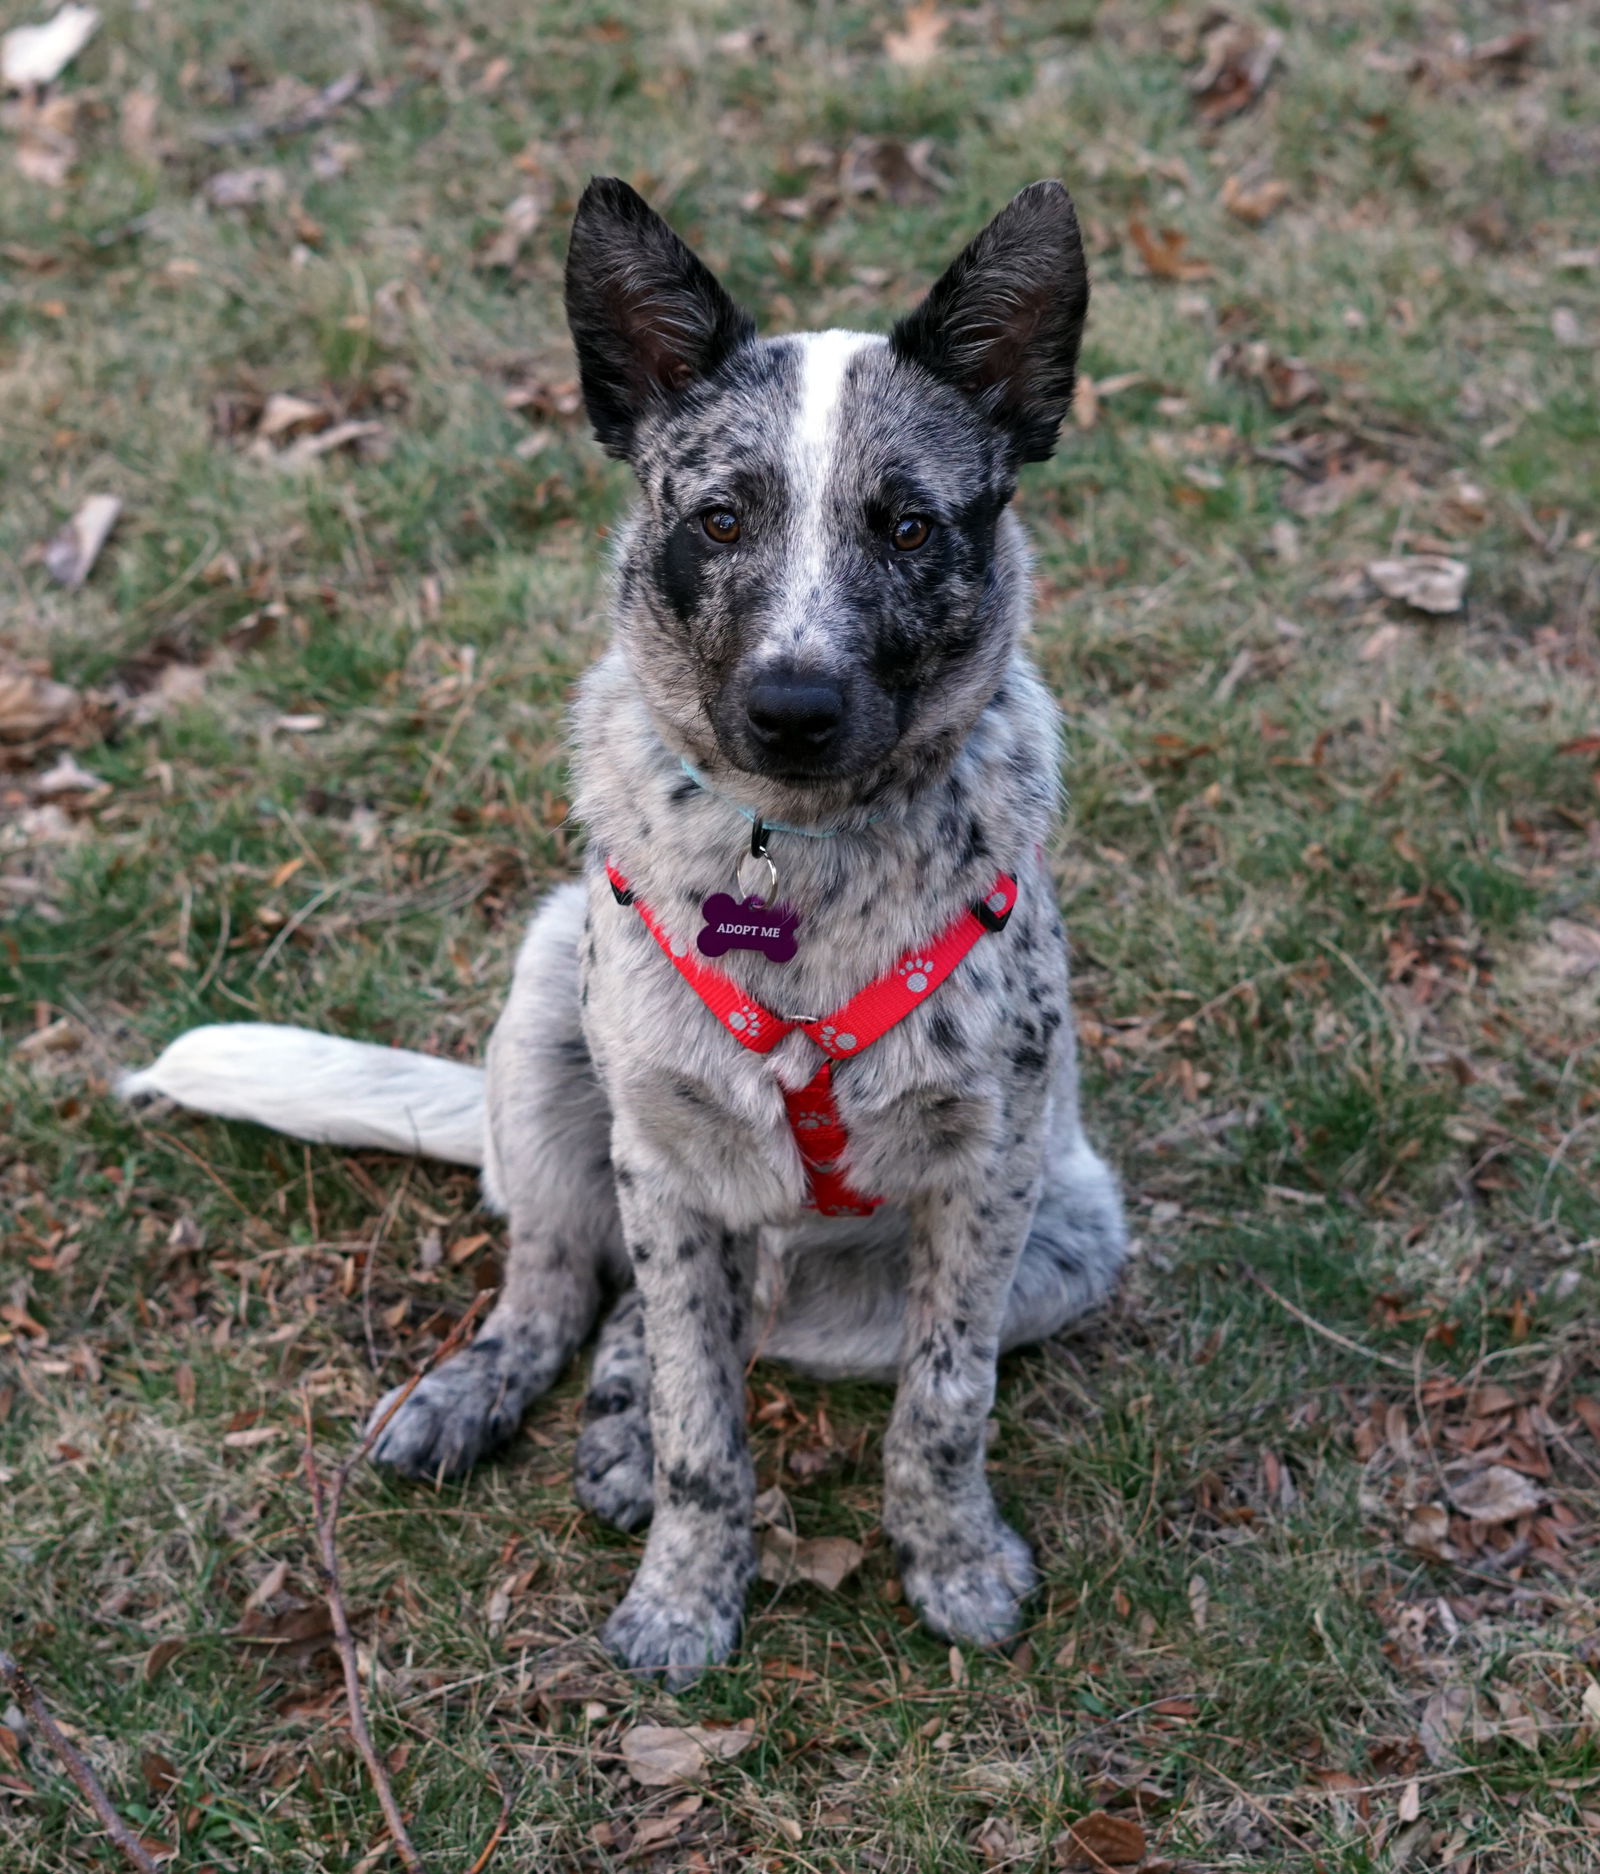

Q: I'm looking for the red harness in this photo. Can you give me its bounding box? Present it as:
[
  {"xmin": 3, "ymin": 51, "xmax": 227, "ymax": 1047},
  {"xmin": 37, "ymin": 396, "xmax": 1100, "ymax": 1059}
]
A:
[{"xmin": 606, "ymin": 860, "xmax": 1017, "ymax": 1217}]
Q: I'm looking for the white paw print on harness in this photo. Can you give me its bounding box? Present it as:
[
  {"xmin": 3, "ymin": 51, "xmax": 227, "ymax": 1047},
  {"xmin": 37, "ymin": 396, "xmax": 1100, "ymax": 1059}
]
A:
[
  {"xmin": 726, "ymin": 1006, "xmax": 764, "ymax": 1039},
  {"xmin": 817, "ymin": 1022, "xmax": 858, "ymax": 1053},
  {"xmin": 898, "ymin": 955, "xmax": 935, "ymax": 995}
]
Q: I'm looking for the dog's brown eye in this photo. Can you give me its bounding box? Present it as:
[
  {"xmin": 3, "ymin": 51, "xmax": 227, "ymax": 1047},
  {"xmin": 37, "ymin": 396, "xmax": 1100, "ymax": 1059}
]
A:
[
  {"xmin": 892, "ymin": 515, "xmax": 931, "ymax": 552},
  {"xmin": 701, "ymin": 509, "xmax": 741, "ymax": 545}
]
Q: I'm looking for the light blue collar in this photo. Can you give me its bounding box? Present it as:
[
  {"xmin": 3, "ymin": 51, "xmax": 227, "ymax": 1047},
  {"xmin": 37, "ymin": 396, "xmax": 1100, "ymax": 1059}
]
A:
[{"xmin": 677, "ymin": 757, "xmax": 881, "ymax": 839}]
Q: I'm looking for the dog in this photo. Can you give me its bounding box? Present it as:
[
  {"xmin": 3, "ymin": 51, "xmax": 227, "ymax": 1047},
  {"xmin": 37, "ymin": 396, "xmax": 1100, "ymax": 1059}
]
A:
[{"xmin": 123, "ymin": 176, "xmax": 1127, "ymax": 1686}]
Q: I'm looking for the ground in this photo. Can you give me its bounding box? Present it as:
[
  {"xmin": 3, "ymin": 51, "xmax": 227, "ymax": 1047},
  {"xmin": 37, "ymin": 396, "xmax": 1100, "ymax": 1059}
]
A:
[{"xmin": 2, "ymin": 1, "xmax": 1599, "ymax": 1869}]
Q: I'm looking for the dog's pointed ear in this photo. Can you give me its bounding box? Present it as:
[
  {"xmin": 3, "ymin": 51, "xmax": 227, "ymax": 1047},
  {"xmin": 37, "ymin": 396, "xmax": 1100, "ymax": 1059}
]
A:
[
  {"xmin": 564, "ymin": 177, "xmax": 757, "ymax": 459},
  {"xmin": 890, "ymin": 180, "xmax": 1089, "ymax": 465}
]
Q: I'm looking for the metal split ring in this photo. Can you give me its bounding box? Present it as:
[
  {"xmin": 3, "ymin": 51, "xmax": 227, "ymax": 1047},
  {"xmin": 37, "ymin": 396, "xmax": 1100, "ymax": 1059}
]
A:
[{"xmin": 735, "ymin": 849, "xmax": 779, "ymax": 902}]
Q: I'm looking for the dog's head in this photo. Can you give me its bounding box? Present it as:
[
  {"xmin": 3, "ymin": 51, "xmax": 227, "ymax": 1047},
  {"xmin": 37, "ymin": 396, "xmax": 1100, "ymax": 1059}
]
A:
[{"xmin": 565, "ymin": 178, "xmax": 1087, "ymax": 802}]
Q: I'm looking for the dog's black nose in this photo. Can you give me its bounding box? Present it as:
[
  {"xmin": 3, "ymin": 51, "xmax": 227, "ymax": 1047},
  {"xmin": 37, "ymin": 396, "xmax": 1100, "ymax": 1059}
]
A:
[{"xmin": 746, "ymin": 669, "xmax": 845, "ymax": 755}]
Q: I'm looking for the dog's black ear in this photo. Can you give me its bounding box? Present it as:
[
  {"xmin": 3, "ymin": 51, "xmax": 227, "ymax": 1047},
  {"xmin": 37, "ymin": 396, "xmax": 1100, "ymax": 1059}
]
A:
[
  {"xmin": 564, "ymin": 177, "xmax": 757, "ymax": 459},
  {"xmin": 891, "ymin": 180, "xmax": 1089, "ymax": 465}
]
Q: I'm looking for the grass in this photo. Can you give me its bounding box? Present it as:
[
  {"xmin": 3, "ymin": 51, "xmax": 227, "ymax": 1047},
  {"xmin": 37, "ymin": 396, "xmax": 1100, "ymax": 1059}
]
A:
[{"xmin": 2, "ymin": 0, "xmax": 1599, "ymax": 1868}]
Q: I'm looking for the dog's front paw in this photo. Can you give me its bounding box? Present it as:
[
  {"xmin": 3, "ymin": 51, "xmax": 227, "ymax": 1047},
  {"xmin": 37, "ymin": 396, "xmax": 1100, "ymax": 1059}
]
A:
[
  {"xmin": 367, "ymin": 1345, "xmax": 526, "ymax": 1481},
  {"xmin": 574, "ymin": 1404, "xmax": 654, "ymax": 1531},
  {"xmin": 601, "ymin": 1578, "xmax": 744, "ymax": 1689},
  {"xmin": 898, "ymin": 1518, "xmax": 1037, "ymax": 1647}
]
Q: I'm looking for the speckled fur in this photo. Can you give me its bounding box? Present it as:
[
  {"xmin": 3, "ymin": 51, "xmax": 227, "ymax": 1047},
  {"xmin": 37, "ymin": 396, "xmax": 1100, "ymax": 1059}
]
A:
[{"xmin": 136, "ymin": 179, "xmax": 1127, "ymax": 1688}]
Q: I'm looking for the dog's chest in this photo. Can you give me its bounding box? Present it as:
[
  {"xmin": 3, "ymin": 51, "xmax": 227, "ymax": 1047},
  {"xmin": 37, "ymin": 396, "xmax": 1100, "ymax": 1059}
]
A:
[{"xmin": 579, "ymin": 863, "xmax": 1064, "ymax": 1220}]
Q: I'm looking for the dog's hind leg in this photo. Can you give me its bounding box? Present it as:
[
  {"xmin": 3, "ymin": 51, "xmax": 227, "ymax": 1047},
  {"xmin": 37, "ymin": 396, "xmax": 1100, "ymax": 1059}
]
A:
[
  {"xmin": 999, "ymin": 1127, "xmax": 1125, "ymax": 1352},
  {"xmin": 370, "ymin": 885, "xmax": 622, "ymax": 1480},
  {"xmin": 573, "ymin": 1288, "xmax": 654, "ymax": 1530}
]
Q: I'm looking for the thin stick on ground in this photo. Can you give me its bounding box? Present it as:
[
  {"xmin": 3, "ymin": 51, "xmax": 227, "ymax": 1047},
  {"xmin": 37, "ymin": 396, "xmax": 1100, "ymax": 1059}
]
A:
[
  {"xmin": 463, "ymin": 1768, "xmax": 514, "ymax": 1874},
  {"xmin": 0, "ymin": 1651, "xmax": 164, "ymax": 1874},
  {"xmin": 1242, "ymin": 1264, "xmax": 1424, "ymax": 1378},
  {"xmin": 301, "ymin": 1288, "xmax": 494, "ymax": 1874}
]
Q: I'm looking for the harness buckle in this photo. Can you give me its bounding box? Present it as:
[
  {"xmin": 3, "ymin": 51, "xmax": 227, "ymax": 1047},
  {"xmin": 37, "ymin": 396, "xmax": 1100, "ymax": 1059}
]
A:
[{"xmin": 972, "ymin": 891, "xmax": 1013, "ymax": 933}]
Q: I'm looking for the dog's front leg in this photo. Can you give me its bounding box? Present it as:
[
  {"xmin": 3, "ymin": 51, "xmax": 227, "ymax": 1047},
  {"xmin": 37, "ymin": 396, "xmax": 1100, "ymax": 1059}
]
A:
[
  {"xmin": 884, "ymin": 1170, "xmax": 1042, "ymax": 1647},
  {"xmin": 600, "ymin": 1163, "xmax": 756, "ymax": 1688}
]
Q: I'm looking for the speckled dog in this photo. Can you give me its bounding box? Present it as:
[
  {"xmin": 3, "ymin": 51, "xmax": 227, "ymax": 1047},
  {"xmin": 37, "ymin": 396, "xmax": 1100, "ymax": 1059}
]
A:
[{"xmin": 124, "ymin": 177, "xmax": 1127, "ymax": 1686}]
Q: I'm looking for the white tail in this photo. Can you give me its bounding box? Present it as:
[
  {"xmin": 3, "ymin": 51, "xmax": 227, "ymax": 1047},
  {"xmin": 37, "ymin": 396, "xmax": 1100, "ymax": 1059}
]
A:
[{"xmin": 119, "ymin": 1023, "xmax": 486, "ymax": 1167}]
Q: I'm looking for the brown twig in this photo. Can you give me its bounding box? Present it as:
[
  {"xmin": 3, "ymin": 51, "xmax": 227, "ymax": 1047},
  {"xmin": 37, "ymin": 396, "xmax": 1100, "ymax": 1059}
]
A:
[
  {"xmin": 1242, "ymin": 1264, "xmax": 1424, "ymax": 1377},
  {"xmin": 0, "ymin": 1651, "xmax": 164, "ymax": 1874},
  {"xmin": 462, "ymin": 1767, "xmax": 514, "ymax": 1874},
  {"xmin": 300, "ymin": 1289, "xmax": 493, "ymax": 1874}
]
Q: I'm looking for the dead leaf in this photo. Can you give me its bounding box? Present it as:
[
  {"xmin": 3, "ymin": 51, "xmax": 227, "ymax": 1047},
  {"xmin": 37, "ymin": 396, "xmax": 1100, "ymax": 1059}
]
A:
[
  {"xmin": 884, "ymin": 1, "xmax": 948, "ymax": 69},
  {"xmin": 2, "ymin": 4, "xmax": 99, "ymax": 90},
  {"xmin": 974, "ymin": 1816, "xmax": 1038, "ymax": 1866},
  {"xmin": 1581, "ymin": 1678, "xmax": 1600, "ymax": 1731},
  {"xmin": 15, "ymin": 1016, "xmax": 81, "ymax": 1058},
  {"xmin": 204, "ymin": 166, "xmax": 286, "ymax": 210},
  {"xmin": 1494, "ymin": 1686, "xmax": 1541, "ymax": 1752},
  {"xmin": 758, "ymin": 1526, "xmax": 865, "ymax": 1592},
  {"xmin": 234, "ymin": 1600, "xmax": 335, "ymax": 1654},
  {"xmin": 1187, "ymin": 1574, "xmax": 1209, "ymax": 1630},
  {"xmin": 273, "ymin": 419, "xmax": 384, "ymax": 467},
  {"xmin": 244, "ymin": 1559, "xmax": 289, "ymax": 1612},
  {"xmin": 0, "ymin": 664, "xmax": 79, "ymax": 741},
  {"xmin": 1468, "ymin": 31, "xmax": 1539, "ymax": 78},
  {"xmin": 620, "ymin": 1723, "xmax": 754, "ymax": 1788},
  {"xmin": 477, "ymin": 191, "xmax": 547, "ymax": 269},
  {"xmin": 139, "ymin": 1748, "xmax": 178, "ymax": 1798},
  {"xmin": 120, "ymin": 85, "xmax": 160, "ymax": 161},
  {"xmin": 1221, "ymin": 174, "xmax": 1289, "ymax": 223},
  {"xmin": 1420, "ymin": 1686, "xmax": 1473, "ymax": 1764},
  {"xmin": 257, "ymin": 393, "xmax": 326, "ymax": 440},
  {"xmin": 1054, "ymin": 1811, "xmax": 1147, "ymax": 1868},
  {"xmin": 1447, "ymin": 1464, "xmax": 1545, "ymax": 1525},
  {"xmin": 1357, "ymin": 621, "xmax": 1403, "ymax": 662},
  {"xmin": 1189, "ymin": 18, "xmax": 1282, "ymax": 123},
  {"xmin": 222, "ymin": 1425, "xmax": 280, "ymax": 1449},
  {"xmin": 43, "ymin": 493, "xmax": 120, "ymax": 588},
  {"xmin": 0, "ymin": 1302, "xmax": 46, "ymax": 1338},
  {"xmin": 143, "ymin": 1638, "xmax": 187, "ymax": 1684},
  {"xmin": 840, "ymin": 135, "xmax": 949, "ymax": 204},
  {"xmin": 1398, "ymin": 1777, "xmax": 1421, "ymax": 1823},
  {"xmin": 1128, "ymin": 217, "xmax": 1212, "ymax": 282},
  {"xmin": 1366, "ymin": 555, "xmax": 1468, "ymax": 614},
  {"xmin": 1551, "ymin": 306, "xmax": 1584, "ymax": 349},
  {"xmin": 31, "ymin": 752, "xmax": 105, "ymax": 797},
  {"xmin": 1401, "ymin": 1503, "xmax": 1452, "ymax": 1559},
  {"xmin": 1215, "ymin": 340, "xmax": 1320, "ymax": 409},
  {"xmin": 11, "ymin": 93, "xmax": 77, "ymax": 184}
]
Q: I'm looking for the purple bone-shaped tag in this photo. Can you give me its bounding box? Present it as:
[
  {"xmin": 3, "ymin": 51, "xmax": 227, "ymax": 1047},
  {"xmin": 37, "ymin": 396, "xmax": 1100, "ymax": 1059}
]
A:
[{"xmin": 697, "ymin": 892, "xmax": 800, "ymax": 964}]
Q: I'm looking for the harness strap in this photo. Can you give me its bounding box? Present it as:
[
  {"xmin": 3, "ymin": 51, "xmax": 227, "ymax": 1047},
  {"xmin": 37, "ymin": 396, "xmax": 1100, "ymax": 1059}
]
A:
[{"xmin": 604, "ymin": 859, "xmax": 1017, "ymax": 1215}]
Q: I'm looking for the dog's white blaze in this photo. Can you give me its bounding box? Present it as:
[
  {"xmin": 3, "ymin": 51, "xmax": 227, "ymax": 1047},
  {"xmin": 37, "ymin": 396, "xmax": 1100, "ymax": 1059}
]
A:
[{"xmin": 764, "ymin": 328, "xmax": 884, "ymax": 666}]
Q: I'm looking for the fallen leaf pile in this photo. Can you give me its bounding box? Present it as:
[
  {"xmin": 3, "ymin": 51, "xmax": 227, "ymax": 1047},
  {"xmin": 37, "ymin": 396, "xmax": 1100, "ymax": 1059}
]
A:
[{"xmin": 1356, "ymin": 1375, "xmax": 1589, "ymax": 1578}]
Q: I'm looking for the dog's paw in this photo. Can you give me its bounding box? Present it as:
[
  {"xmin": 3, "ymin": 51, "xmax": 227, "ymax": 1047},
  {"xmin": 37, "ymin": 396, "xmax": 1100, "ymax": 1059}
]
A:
[
  {"xmin": 574, "ymin": 1407, "xmax": 654, "ymax": 1531},
  {"xmin": 899, "ymin": 1519, "xmax": 1037, "ymax": 1647},
  {"xmin": 601, "ymin": 1581, "xmax": 743, "ymax": 1690},
  {"xmin": 367, "ymin": 1347, "xmax": 525, "ymax": 1481}
]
